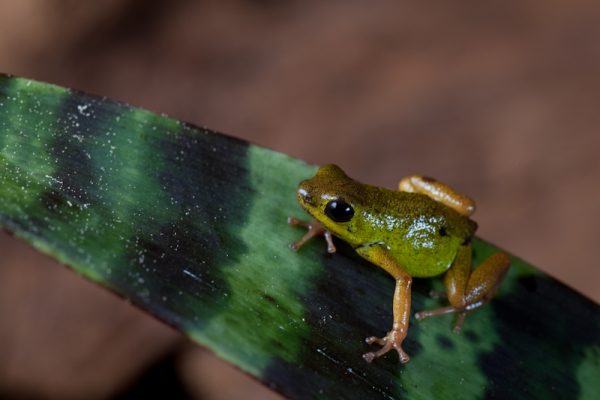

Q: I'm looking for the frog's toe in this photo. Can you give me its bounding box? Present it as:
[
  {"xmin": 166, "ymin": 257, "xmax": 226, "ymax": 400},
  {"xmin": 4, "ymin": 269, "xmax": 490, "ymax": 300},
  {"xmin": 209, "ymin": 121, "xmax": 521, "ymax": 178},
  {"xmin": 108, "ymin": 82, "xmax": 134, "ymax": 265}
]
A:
[
  {"xmin": 363, "ymin": 331, "xmax": 410, "ymax": 363},
  {"xmin": 365, "ymin": 335, "xmax": 386, "ymax": 346},
  {"xmin": 362, "ymin": 342, "xmax": 393, "ymax": 363},
  {"xmin": 362, "ymin": 343, "xmax": 410, "ymax": 364},
  {"xmin": 415, "ymin": 305, "xmax": 457, "ymax": 321},
  {"xmin": 287, "ymin": 216, "xmax": 307, "ymax": 227},
  {"xmin": 362, "ymin": 351, "xmax": 378, "ymax": 363},
  {"xmin": 416, "ymin": 306, "xmax": 470, "ymax": 334},
  {"xmin": 398, "ymin": 349, "xmax": 410, "ymax": 363},
  {"xmin": 452, "ymin": 312, "xmax": 467, "ymax": 333}
]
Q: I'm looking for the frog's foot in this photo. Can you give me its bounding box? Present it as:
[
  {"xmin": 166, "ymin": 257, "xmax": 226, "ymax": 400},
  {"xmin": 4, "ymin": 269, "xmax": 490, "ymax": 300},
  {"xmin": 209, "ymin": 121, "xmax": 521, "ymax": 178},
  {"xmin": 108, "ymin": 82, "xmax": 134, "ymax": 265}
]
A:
[
  {"xmin": 415, "ymin": 306, "xmax": 468, "ymax": 333},
  {"xmin": 416, "ymin": 251, "xmax": 510, "ymax": 333},
  {"xmin": 288, "ymin": 217, "xmax": 336, "ymax": 253},
  {"xmin": 363, "ymin": 329, "xmax": 410, "ymax": 363}
]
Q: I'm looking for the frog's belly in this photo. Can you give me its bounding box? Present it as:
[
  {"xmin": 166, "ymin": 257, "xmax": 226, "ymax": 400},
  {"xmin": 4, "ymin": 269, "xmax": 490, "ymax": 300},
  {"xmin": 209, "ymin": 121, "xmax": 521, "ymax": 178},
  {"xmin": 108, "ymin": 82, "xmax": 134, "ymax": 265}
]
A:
[{"xmin": 391, "ymin": 245, "xmax": 457, "ymax": 278}]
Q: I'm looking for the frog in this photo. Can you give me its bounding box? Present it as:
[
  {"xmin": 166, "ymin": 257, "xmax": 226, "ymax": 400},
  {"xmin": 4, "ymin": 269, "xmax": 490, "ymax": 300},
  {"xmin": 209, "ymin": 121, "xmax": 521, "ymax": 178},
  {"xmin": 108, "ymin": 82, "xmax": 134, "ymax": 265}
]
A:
[{"xmin": 288, "ymin": 164, "xmax": 510, "ymax": 363}]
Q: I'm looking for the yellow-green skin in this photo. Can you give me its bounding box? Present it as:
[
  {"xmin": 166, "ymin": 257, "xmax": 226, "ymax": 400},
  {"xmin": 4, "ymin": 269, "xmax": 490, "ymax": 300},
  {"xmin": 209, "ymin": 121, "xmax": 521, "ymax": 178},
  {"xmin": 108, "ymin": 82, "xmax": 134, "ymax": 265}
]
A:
[{"xmin": 297, "ymin": 165, "xmax": 477, "ymax": 278}]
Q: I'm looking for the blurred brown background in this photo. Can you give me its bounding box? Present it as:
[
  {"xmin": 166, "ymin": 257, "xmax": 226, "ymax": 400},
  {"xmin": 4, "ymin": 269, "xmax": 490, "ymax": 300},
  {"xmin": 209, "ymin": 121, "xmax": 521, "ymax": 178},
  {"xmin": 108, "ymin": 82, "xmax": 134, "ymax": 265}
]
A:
[{"xmin": 1, "ymin": 0, "xmax": 599, "ymax": 398}]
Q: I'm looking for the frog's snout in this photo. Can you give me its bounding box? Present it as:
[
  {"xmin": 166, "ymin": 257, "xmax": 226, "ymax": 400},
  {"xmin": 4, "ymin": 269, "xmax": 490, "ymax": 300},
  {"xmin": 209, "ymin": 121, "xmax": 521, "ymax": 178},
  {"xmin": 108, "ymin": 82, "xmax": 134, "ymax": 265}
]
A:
[{"xmin": 297, "ymin": 178, "xmax": 318, "ymax": 207}]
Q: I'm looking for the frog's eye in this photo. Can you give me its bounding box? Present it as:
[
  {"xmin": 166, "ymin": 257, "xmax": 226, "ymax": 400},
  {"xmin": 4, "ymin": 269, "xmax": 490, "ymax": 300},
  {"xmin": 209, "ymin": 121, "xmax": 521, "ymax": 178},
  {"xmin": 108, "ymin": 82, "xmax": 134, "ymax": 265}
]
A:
[{"xmin": 324, "ymin": 199, "xmax": 354, "ymax": 222}]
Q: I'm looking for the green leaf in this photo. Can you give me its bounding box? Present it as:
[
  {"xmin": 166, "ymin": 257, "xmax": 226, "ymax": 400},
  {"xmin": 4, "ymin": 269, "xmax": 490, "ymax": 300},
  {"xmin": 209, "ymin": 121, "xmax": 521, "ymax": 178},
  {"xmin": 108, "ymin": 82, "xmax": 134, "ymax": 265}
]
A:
[{"xmin": 0, "ymin": 75, "xmax": 598, "ymax": 400}]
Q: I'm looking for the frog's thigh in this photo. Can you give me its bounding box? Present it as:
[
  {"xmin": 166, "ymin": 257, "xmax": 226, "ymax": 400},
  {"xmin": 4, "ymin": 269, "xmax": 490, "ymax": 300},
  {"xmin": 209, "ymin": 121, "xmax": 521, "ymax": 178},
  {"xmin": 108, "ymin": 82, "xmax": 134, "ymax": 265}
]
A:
[
  {"xmin": 463, "ymin": 252, "xmax": 510, "ymax": 306},
  {"xmin": 398, "ymin": 175, "xmax": 476, "ymax": 217},
  {"xmin": 444, "ymin": 247, "xmax": 510, "ymax": 309},
  {"xmin": 443, "ymin": 244, "xmax": 472, "ymax": 309}
]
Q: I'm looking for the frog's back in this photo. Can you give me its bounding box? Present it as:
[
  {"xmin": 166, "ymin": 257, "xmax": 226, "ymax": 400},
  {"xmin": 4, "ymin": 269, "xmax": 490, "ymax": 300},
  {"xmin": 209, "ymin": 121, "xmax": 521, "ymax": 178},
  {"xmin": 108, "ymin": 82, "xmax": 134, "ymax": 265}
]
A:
[{"xmin": 362, "ymin": 186, "xmax": 477, "ymax": 278}]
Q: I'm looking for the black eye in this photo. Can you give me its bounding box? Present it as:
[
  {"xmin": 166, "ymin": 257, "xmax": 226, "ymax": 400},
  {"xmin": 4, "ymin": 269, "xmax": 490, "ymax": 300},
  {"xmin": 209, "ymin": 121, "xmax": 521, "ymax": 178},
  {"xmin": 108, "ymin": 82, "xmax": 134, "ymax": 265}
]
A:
[{"xmin": 325, "ymin": 199, "xmax": 354, "ymax": 222}]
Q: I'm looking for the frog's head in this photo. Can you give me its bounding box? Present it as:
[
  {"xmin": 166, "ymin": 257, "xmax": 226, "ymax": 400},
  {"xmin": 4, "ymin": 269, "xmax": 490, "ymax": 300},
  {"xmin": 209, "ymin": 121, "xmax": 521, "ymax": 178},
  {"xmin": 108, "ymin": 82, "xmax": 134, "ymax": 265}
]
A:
[{"xmin": 297, "ymin": 164, "xmax": 365, "ymax": 246}]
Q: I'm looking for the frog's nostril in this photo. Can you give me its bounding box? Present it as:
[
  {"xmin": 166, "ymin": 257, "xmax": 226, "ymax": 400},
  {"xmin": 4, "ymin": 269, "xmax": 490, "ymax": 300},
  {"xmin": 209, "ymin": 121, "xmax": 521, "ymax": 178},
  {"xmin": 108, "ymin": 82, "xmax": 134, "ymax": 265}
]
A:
[{"xmin": 297, "ymin": 188, "xmax": 312, "ymax": 203}]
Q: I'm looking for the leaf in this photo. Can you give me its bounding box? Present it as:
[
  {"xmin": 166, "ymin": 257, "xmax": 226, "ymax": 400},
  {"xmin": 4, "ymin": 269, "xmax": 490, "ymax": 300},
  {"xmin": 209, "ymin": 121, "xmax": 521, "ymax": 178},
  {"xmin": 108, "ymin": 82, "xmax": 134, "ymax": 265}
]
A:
[{"xmin": 0, "ymin": 75, "xmax": 598, "ymax": 400}]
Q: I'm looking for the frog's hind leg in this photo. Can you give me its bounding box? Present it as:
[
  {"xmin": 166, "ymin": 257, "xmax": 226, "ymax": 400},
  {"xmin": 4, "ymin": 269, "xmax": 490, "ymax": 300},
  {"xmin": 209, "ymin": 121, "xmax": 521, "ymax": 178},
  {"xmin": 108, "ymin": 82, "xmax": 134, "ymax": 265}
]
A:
[
  {"xmin": 415, "ymin": 244, "xmax": 510, "ymax": 332},
  {"xmin": 399, "ymin": 175, "xmax": 476, "ymax": 217}
]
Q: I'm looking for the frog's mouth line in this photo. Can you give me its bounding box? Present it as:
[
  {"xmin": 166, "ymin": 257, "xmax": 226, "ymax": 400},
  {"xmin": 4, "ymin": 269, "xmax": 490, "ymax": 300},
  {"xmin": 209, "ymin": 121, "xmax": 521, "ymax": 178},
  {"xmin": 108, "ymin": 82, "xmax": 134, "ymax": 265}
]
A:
[{"xmin": 354, "ymin": 241, "xmax": 388, "ymax": 251}]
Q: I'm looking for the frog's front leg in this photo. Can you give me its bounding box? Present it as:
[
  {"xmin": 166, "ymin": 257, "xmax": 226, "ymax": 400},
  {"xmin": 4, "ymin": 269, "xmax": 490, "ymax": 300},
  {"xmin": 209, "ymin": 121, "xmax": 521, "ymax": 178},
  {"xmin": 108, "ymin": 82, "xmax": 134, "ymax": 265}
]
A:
[
  {"xmin": 415, "ymin": 244, "xmax": 510, "ymax": 332},
  {"xmin": 356, "ymin": 245, "xmax": 412, "ymax": 363},
  {"xmin": 287, "ymin": 217, "xmax": 336, "ymax": 253}
]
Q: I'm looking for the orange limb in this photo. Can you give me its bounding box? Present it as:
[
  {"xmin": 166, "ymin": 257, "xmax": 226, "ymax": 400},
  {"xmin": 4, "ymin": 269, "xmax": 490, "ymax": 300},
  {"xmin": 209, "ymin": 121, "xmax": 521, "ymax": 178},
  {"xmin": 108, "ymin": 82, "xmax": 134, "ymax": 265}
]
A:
[
  {"xmin": 287, "ymin": 217, "xmax": 336, "ymax": 253},
  {"xmin": 399, "ymin": 175, "xmax": 476, "ymax": 217},
  {"xmin": 356, "ymin": 245, "xmax": 412, "ymax": 363}
]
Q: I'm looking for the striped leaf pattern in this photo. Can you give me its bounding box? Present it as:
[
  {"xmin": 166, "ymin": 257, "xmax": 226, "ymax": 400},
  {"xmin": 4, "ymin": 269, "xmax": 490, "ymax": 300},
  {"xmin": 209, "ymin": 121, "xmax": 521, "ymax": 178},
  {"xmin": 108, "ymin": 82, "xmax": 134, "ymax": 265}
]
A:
[{"xmin": 0, "ymin": 75, "xmax": 598, "ymax": 399}]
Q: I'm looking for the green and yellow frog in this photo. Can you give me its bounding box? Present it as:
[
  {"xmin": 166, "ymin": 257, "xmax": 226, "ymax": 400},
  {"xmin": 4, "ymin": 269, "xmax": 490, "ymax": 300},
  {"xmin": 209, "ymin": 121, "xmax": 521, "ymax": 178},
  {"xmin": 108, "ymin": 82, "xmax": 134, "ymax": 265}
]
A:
[{"xmin": 289, "ymin": 165, "xmax": 510, "ymax": 363}]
